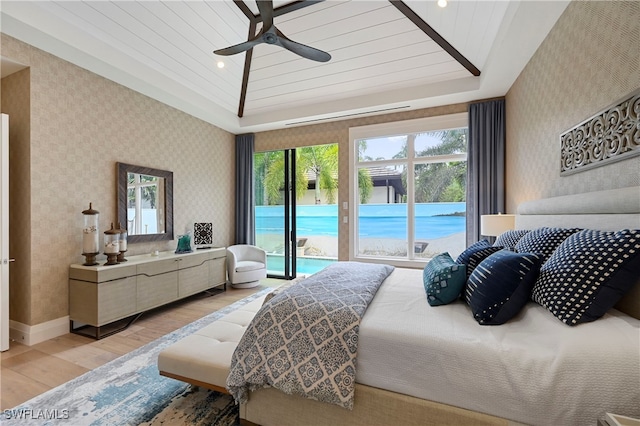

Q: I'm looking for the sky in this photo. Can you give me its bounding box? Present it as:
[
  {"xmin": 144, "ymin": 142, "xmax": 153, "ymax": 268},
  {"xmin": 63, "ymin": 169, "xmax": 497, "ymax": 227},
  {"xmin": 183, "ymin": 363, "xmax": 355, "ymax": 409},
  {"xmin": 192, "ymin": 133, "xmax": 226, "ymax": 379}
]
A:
[
  {"xmin": 361, "ymin": 133, "xmax": 445, "ymax": 161},
  {"xmin": 362, "ymin": 136, "xmax": 406, "ymax": 160}
]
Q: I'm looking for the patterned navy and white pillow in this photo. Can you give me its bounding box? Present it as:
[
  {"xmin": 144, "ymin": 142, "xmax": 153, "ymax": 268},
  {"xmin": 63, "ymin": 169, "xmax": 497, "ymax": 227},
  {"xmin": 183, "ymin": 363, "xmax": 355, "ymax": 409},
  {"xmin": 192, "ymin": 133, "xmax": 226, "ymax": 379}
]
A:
[
  {"xmin": 423, "ymin": 252, "xmax": 466, "ymax": 306},
  {"xmin": 532, "ymin": 229, "xmax": 640, "ymax": 325},
  {"xmin": 465, "ymin": 250, "xmax": 542, "ymax": 325},
  {"xmin": 515, "ymin": 227, "xmax": 581, "ymax": 262},
  {"xmin": 494, "ymin": 229, "xmax": 530, "ymax": 250},
  {"xmin": 456, "ymin": 239, "xmax": 504, "ymax": 279}
]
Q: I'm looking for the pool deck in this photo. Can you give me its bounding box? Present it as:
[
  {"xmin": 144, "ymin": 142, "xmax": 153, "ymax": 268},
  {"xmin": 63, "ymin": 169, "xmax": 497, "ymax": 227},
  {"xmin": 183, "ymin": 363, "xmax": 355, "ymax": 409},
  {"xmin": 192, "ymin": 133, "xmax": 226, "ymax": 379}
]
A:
[{"xmin": 258, "ymin": 232, "xmax": 466, "ymax": 259}]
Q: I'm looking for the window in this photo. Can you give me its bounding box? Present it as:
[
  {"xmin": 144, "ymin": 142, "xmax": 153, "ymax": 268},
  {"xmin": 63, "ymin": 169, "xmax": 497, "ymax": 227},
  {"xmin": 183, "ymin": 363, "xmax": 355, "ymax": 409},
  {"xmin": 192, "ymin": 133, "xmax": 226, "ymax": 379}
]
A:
[{"xmin": 349, "ymin": 113, "xmax": 467, "ymax": 267}]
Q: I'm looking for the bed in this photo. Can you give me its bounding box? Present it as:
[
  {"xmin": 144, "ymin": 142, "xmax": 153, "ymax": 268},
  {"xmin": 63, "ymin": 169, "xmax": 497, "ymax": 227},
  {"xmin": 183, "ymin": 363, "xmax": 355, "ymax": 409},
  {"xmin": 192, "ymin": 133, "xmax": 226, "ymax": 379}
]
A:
[{"xmin": 236, "ymin": 186, "xmax": 640, "ymax": 426}]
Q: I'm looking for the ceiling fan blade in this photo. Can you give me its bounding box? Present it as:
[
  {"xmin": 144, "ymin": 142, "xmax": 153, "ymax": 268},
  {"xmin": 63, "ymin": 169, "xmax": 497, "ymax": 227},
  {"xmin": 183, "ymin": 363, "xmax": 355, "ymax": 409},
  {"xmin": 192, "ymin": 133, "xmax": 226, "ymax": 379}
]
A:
[
  {"xmin": 276, "ymin": 29, "xmax": 331, "ymax": 62},
  {"xmin": 214, "ymin": 38, "xmax": 262, "ymax": 56},
  {"xmin": 213, "ymin": 1, "xmax": 331, "ymax": 63},
  {"xmin": 256, "ymin": 0, "xmax": 274, "ymax": 30}
]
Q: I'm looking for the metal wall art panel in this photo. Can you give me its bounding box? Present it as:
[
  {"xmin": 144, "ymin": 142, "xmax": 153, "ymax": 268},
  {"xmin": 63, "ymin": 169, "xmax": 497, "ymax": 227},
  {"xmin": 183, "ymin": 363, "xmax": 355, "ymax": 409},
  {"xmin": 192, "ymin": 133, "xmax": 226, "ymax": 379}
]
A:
[{"xmin": 560, "ymin": 88, "xmax": 640, "ymax": 175}]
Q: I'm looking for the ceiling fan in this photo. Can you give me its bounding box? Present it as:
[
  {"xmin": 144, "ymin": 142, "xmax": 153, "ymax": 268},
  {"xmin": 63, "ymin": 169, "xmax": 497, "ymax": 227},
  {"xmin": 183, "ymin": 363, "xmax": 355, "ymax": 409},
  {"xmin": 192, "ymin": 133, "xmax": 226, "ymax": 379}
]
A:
[{"xmin": 214, "ymin": 0, "xmax": 331, "ymax": 62}]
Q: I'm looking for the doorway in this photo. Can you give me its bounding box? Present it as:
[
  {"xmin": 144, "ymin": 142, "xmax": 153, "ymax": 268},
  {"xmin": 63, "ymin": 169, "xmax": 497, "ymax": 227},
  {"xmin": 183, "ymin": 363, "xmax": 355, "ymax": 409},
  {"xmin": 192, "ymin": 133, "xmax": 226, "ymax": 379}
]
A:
[
  {"xmin": 254, "ymin": 144, "xmax": 339, "ymax": 278},
  {"xmin": 1, "ymin": 113, "xmax": 10, "ymax": 351}
]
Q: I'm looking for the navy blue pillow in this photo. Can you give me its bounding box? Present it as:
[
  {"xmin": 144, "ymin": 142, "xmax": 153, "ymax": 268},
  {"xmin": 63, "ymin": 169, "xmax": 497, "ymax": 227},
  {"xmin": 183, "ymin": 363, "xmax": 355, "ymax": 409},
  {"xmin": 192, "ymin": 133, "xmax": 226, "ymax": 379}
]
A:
[
  {"xmin": 514, "ymin": 227, "xmax": 581, "ymax": 262},
  {"xmin": 494, "ymin": 229, "xmax": 530, "ymax": 250},
  {"xmin": 423, "ymin": 253, "xmax": 466, "ymax": 306},
  {"xmin": 532, "ymin": 229, "xmax": 640, "ymax": 325},
  {"xmin": 456, "ymin": 239, "xmax": 504, "ymax": 279},
  {"xmin": 465, "ymin": 250, "xmax": 543, "ymax": 325}
]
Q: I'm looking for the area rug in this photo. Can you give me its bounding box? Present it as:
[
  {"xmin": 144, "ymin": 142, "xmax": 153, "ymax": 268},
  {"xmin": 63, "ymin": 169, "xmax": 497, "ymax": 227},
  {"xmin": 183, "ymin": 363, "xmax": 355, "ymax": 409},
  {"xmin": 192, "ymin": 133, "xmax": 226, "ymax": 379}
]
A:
[{"xmin": 4, "ymin": 289, "xmax": 272, "ymax": 426}]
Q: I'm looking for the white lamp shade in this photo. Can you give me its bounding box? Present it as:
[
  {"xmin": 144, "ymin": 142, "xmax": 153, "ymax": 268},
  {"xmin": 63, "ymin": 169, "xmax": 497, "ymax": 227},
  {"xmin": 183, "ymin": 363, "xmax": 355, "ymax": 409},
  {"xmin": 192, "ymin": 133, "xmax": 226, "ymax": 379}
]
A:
[{"xmin": 481, "ymin": 214, "xmax": 515, "ymax": 237}]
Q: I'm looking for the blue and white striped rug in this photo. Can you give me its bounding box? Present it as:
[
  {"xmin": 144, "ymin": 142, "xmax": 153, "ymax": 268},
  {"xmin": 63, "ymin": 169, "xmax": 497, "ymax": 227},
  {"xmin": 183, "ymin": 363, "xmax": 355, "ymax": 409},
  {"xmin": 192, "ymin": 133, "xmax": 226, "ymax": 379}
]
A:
[{"xmin": 5, "ymin": 289, "xmax": 272, "ymax": 426}]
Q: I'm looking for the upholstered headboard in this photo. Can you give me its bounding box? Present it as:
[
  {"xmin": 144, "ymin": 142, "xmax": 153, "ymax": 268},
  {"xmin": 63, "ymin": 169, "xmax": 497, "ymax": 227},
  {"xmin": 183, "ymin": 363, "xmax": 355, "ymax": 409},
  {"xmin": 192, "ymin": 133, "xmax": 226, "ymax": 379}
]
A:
[{"xmin": 514, "ymin": 186, "xmax": 640, "ymax": 319}]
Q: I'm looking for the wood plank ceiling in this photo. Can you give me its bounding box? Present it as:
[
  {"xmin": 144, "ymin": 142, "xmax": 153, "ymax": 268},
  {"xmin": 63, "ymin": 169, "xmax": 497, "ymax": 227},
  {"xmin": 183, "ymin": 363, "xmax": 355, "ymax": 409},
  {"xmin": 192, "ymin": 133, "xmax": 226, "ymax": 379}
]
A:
[
  {"xmin": 227, "ymin": 0, "xmax": 481, "ymax": 118},
  {"xmin": 0, "ymin": 1, "xmax": 569, "ymax": 133}
]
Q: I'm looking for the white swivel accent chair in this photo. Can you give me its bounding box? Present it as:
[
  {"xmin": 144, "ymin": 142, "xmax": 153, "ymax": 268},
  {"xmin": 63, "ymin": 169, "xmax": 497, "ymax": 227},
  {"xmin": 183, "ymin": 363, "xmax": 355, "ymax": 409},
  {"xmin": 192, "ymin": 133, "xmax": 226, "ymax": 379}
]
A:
[{"xmin": 226, "ymin": 245, "xmax": 267, "ymax": 288}]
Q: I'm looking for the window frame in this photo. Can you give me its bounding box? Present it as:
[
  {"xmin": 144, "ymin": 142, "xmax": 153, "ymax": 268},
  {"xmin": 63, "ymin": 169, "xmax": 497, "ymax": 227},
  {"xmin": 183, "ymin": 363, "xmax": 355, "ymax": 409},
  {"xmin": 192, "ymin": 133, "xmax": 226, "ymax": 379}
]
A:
[{"xmin": 348, "ymin": 113, "xmax": 468, "ymax": 268}]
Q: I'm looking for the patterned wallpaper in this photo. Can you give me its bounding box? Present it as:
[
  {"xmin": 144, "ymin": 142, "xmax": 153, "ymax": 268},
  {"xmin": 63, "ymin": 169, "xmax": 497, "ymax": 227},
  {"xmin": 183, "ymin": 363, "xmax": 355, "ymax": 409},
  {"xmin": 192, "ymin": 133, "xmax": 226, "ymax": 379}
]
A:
[
  {"xmin": 1, "ymin": 34, "xmax": 235, "ymax": 326},
  {"xmin": 505, "ymin": 1, "xmax": 640, "ymax": 212}
]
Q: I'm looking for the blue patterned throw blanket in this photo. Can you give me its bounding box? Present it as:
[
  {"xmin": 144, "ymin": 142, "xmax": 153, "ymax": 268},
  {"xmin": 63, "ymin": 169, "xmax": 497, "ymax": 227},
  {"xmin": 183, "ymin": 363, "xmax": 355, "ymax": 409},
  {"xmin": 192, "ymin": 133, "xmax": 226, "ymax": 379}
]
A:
[{"xmin": 226, "ymin": 262, "xmax": 394, "ymax": 410}]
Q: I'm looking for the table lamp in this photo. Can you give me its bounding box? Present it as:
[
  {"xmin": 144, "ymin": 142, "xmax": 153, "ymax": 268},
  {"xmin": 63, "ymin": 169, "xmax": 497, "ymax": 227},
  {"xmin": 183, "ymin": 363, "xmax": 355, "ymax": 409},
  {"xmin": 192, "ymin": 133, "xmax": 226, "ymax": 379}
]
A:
[{"xmin": 481, "ymin": 213, "xmax": 515, "ymax": 237}]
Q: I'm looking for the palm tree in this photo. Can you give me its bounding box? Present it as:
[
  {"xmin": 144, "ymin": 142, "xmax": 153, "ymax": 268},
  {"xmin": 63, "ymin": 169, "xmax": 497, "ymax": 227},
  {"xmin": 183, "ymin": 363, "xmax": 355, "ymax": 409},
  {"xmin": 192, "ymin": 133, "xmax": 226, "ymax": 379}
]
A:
[
  {"xmin": 356, "ymin": 140, "xmax": 375, "ymax": 204},
  {"xmin": 259, "ymin": 151, "xmax": 308, "ymax": 205},
  {"xmin": 258, "ymin": 143, "xmax": 374, "ymax": 205},
  {"xmin": 254, "ymin": 151, "xmax": 273, "ymax": 206},
  {"xmin": 398, "ymin": 129, "xmax": 467, "ymax": 203},
  {"xmin": 358, "ymin": 168, "xmax": 373, "ymax": 203},
  {"xmin": 415, "ymin": 129, "xmax": 467, "ymax": 203},
  {"xmin": 298, "ymin": 145, "xmax": 338, "ymax": 204}
]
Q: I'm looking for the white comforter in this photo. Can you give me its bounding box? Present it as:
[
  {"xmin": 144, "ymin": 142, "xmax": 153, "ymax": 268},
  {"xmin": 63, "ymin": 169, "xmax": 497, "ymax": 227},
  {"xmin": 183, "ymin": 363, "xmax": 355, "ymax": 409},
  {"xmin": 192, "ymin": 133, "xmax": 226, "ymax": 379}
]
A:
[{"xmin": 356, "ymin": 268, "xmax": 640, "ymax": 425}]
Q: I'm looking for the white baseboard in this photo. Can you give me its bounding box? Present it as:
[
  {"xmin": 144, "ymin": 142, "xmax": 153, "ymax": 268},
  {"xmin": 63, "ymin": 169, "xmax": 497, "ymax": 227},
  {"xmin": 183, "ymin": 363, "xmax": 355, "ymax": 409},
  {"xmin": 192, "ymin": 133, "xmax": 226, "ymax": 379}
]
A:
[{"xmin": 9, "ymin": 316, "xmax": 69, "ymax": 346}]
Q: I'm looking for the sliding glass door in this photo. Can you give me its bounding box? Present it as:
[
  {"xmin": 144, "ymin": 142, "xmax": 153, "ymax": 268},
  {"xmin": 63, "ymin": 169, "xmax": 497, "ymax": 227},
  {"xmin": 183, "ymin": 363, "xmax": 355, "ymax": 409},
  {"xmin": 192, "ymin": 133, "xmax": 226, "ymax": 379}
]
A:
[
  {"xmin": 254, "ymin": 144, "xmax": 339, "ymax": 278},
  {"xmin": 254, "ymin": 149, "xmax": 297, "ymax": 279}
]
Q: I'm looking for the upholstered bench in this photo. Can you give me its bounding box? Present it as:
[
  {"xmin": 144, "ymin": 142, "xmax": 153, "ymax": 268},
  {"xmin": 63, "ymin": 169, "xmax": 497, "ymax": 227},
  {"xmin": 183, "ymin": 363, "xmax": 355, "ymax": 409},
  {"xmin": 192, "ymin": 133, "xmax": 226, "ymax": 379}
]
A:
[{"xmin": 157, "ymin": 295, "xmax": 266, "ymax": 394}]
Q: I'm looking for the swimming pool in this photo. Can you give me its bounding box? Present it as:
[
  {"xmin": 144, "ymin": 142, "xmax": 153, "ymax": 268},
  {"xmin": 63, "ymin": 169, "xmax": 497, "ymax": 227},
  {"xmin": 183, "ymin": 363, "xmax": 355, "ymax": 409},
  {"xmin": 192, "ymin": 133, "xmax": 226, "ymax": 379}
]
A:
[{"xmin": 266, "ymin": 254, "xmax": 337, "ymax": 276}]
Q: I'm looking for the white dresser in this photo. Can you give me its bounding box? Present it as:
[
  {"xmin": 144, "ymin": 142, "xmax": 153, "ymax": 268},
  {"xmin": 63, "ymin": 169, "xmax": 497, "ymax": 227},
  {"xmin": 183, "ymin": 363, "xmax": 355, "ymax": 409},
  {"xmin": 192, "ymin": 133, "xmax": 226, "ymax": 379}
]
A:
[{"xmin": 69, "ymin": 248, "xmax": 226, "ymax": 338}]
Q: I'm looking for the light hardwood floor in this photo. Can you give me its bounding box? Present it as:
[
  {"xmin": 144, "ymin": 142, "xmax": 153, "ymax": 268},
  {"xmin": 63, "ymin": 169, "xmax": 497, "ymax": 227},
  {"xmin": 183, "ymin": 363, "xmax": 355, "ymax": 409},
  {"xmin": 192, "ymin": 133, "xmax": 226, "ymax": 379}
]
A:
[{"xmin": 0, "ymin": 279, "xmax": 284, "ymax": 410}]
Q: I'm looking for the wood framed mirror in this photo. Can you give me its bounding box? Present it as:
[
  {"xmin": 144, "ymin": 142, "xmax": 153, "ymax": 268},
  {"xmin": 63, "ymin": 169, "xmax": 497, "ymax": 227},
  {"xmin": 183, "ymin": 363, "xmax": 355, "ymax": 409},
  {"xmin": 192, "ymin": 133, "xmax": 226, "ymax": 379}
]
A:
[{"xmin": 117, "ymin": 163, "xmax": 173, "ymax": 243}]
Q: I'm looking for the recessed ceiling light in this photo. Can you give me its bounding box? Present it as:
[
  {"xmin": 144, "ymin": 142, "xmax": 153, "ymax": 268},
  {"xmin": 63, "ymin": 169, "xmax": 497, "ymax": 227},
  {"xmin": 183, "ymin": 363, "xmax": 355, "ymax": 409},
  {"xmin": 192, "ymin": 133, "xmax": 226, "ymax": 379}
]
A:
[
  {"xmin": 438, "ymin": 0, "xmax": 448, "ymax": 8},
  {"xmin": 217, "ymin": 61, "xmax": 225, "ymax": 69}
]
